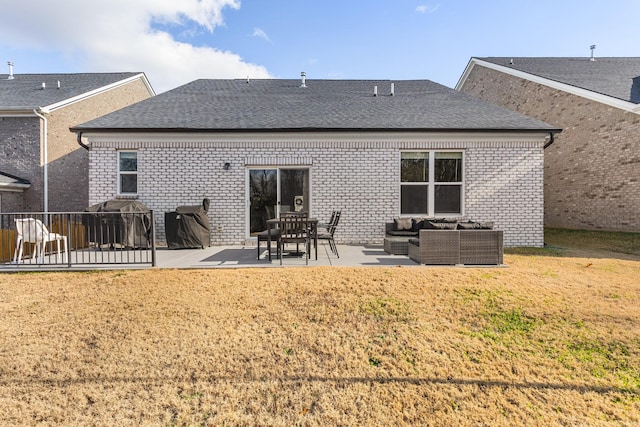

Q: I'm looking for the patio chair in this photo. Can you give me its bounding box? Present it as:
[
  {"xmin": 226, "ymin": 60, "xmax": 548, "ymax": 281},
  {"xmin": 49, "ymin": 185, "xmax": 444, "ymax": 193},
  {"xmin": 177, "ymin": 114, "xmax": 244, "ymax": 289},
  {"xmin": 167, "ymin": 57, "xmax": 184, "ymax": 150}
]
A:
[
  {"xmin": 256, "ymin": 228, "xmax": 281, "ymax": 259},
  {"xmin": 318, "ymin": 211, "xmax": 341, "ymax": 258},
  {"xmin": 279, "ymin": 215, "xmax": 311, "ymax": 265},
  {"xmin": 13, "ymin": 218, "xmax": 68, "ymax": 264},
  {"xmin": 318, "ymin": 210, "xmax": 338, "ymax": 232}
]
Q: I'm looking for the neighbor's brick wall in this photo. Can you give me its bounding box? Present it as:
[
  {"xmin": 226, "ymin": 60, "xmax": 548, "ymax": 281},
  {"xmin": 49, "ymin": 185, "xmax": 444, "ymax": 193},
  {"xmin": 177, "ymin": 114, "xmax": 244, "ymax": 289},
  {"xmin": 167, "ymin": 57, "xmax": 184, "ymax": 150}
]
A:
[
  {"xmin": 0, "ymin": 117, "xmax": 41, "ymax": 212},
  {"xmin": 460, "ymin": 65, "xmax": 640, "ymax": 232},
  {"xmin": 89, "ymin": 136, "xmax": 545, "ymax": 247},
  {"xmin": 46, "ymin": 79, "xmax": 152, "ymax": 212}
]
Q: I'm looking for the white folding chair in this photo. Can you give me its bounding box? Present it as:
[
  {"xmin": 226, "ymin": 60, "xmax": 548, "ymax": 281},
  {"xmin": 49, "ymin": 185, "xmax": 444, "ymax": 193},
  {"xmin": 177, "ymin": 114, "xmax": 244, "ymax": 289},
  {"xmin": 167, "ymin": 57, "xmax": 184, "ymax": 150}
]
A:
[{"xmin": 13, "ymin": 218, "xmax": 68, "ymax": 264}]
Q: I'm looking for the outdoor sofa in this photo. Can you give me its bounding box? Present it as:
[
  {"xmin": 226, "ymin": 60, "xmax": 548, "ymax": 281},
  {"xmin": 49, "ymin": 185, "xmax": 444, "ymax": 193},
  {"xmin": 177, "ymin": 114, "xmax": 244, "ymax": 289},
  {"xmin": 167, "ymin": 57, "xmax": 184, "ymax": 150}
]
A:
[{"xmin": 384, "ymin": 218, "xmax": 503, "ymax": 265}]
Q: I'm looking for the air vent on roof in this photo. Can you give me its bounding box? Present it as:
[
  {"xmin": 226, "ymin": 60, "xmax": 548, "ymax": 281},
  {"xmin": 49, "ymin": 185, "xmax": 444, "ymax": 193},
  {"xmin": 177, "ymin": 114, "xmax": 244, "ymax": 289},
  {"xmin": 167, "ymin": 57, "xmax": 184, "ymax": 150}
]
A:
[
  {"xmin": 590, "ymin": 45, "xmax": 596, "ymax": 61},
  {"xmin": 300, "ymin": 71, "xmax": 306, "ymax": 88},
  {"xmin": 373, "ymin": 85, "xmax": 378, "ymax": 97},
  {"xmin": 390, "ymin": 83, "xmax": 395, "ymax": 96},
  {"xmin": 7, "ymin": 61, "xmax": 14, "ymax": 80}
]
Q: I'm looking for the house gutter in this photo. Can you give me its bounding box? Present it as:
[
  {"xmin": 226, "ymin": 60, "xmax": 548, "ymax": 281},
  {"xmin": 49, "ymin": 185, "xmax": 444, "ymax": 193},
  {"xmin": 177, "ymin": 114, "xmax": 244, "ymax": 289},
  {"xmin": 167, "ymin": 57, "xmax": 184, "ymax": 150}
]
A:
[
  {"xmin": 77, "ymin": 131, "xmax": 89, "ymax": 150},
  {"xmin": 33, "ymin": 108, "xmax": 49, "ymax": 213},
  {"xmin": 544, "ymin": 131, "xmax": 556, "ymax": 149}
]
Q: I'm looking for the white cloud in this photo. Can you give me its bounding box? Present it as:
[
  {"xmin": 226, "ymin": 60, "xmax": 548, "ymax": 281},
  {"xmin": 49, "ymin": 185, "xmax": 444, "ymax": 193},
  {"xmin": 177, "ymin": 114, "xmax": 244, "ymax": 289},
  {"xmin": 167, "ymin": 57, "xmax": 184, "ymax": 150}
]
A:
[
  {"xmin": 0, "ymin": 0, "xmax": 271, "ymax": 92},
  {"xmin": 251, "ymin": 28, "xmax": 271, "ymax": 42},
  {"xmin": 416, "ymin": 4, "xmax": 440, "ymax": 14}
]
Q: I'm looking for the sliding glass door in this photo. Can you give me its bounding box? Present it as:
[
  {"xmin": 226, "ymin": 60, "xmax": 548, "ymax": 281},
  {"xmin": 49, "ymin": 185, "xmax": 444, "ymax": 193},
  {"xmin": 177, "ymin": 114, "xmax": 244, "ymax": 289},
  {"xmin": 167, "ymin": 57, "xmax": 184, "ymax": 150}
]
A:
[{"xmin": 248, "ymin": 168, "xmax": 310, "ymax": 236}]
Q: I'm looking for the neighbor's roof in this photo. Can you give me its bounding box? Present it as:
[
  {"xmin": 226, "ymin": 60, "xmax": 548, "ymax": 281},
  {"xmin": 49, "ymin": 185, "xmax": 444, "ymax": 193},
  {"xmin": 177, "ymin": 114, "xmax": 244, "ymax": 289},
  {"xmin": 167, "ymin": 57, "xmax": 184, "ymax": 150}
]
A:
[
  {"xmin": 0, "ymin": 72, "xmax": 153, "ymax": 112},
  {"xmin": 467, "ymin": 57, "xmax": 640, "ymax": 105},
  {"xmin": 0, "ymin": 171, "xmax": 31, "ymax": 191},
  {"xmin": 72, "ymin": 78, "xmax": 558, "ymax": 133}
]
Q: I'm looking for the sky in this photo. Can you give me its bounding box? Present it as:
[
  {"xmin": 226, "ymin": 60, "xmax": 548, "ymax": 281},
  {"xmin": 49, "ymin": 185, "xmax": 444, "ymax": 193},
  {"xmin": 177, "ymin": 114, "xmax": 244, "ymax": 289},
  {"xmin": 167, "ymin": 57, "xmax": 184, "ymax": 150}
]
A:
[{"xmin": 0, "ymin": 0, "xmax": 638, "ymax": 93}]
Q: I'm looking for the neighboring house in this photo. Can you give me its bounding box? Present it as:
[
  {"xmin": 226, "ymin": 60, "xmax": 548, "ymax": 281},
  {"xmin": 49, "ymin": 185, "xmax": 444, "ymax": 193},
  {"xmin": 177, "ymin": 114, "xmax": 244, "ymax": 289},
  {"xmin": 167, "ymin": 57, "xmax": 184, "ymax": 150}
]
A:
[
  {"xmin": 456, "ymin": 57, "xmax": 640, "ymax": 232},
  {"xmin": 0, "ymin": 68, "xmax": 154, "ymax": 213},
  {"xmin": 0, "ymin": 171, "xmax": 31, "ymax": 213},
  {"xmin": 71, "ymin": 77, "xmax": 559, "ymax": 247}
]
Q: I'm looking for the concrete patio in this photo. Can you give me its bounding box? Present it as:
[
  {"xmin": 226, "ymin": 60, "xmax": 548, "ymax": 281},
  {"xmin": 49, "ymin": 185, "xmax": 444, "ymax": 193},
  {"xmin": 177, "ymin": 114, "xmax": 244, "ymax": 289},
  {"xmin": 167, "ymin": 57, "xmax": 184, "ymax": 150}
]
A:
[{"xmin": 156, "ymin": 242, "xmax": 419, "ymax": 269}]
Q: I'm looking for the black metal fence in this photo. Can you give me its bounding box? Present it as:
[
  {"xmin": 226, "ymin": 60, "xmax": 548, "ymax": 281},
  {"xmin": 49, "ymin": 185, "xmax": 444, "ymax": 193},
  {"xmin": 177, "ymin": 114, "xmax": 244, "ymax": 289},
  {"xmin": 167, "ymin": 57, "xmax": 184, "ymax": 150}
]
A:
[{"xmin": 0, "ymin": 211, "xmax": 156, "ymax": 269}]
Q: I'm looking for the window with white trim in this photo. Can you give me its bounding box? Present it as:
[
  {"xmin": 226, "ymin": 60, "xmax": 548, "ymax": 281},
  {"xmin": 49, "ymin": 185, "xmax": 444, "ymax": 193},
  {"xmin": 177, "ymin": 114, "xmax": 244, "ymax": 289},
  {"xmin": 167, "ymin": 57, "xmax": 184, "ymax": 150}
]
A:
[
  {"xmin": 118, "ymin": 151, "xmax": 138, "ymax": 194},
  {"xmin": 400, "ymin": 151, "xmax": 463, "ymax": 216}
]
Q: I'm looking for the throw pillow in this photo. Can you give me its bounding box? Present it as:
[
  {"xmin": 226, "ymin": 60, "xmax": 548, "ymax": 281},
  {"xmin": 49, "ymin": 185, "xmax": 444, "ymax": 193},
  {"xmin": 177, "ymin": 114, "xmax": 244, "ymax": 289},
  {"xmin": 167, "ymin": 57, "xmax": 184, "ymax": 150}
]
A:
[
  {"xmin": 394, "ymin": 217, "xmax": 413, "ymax": 231},
  {"xmin": 457, "ymin": 221, "xmax": 478, "ymax": 230}
]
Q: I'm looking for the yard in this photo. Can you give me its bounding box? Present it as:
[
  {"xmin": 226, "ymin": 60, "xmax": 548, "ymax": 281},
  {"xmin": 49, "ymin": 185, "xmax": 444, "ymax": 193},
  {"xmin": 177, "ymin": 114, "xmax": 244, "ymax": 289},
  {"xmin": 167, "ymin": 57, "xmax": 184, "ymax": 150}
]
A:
[{"xmin": 1, "ymin": 229, "xmax": 639, "ymax": 426}]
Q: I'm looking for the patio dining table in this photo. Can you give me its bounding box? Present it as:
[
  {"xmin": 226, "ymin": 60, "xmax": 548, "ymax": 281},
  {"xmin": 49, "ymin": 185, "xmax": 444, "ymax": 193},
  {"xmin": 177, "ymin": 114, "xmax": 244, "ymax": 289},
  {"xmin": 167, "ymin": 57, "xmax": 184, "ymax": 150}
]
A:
[{"xmin": 266, "ymin": 217, "xmax": 318, "ymax": 262}]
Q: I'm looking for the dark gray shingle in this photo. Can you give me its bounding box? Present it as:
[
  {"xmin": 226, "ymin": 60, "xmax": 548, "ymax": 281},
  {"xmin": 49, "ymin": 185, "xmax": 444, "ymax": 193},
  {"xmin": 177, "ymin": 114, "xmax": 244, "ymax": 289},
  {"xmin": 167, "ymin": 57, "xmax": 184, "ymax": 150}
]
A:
[
  {"xmin": 0, "ymin": 170, "xmax": 31, "ymax": 189},
  {"xmin": 479, "ymin": 57, "xmax": 640, "ymax": 104},
  {"xmin": 73, "ymin": 79, "xmax": 557, "ymax": 132},
  {"xmin": 0, "ymin": 72, "xmax": 143, "ymax": 109}
]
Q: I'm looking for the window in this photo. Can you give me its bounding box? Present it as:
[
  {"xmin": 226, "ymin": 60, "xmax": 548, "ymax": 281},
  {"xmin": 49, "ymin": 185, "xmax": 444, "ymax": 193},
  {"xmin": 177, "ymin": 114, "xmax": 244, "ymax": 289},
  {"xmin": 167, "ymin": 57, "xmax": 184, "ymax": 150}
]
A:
[
  {"xmin": 400, "ymin": 151, "xmax": 463, "ymax": 216},
  {"xmin": 118, "ymin": 151, "xmax": 137, "ymax": 194}
]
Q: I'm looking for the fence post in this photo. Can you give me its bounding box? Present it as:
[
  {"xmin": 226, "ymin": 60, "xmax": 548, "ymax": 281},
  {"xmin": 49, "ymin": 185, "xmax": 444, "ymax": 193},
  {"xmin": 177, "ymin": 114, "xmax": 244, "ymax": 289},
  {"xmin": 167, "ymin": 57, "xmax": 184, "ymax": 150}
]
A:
[
  {"xmin": 67, "ymin": 213, "xmax": 72, "ymax": 267},
  {"xmin": 150, "ymin": 210, "xmax": 157, "ymax": 267}
]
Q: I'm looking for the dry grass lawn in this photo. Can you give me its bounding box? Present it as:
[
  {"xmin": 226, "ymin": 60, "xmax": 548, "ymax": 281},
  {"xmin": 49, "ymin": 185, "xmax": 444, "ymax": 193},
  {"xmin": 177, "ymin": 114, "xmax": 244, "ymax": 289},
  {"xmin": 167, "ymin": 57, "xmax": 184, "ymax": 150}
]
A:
[{"xmin": 1, "ymin": 229, "xmax": 639, "ymax": 426}]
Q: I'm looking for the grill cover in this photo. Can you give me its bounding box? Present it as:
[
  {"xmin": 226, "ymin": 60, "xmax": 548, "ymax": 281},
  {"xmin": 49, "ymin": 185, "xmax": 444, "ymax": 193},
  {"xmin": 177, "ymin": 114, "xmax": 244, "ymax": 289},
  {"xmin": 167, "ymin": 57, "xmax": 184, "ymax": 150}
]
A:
[
  {"xmin": 85, "ymin": 200, "xmax": 152, "ymax": 248},
  {"xmin": 165, "ymin": 199, "xmax": 211, "ymax": 249}
]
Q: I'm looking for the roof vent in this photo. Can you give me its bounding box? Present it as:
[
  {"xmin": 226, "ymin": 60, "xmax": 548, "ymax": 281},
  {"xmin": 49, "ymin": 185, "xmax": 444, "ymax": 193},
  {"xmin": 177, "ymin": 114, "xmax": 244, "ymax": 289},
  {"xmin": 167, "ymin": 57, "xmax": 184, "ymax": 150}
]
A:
[
  {"xmin": 7, "ymin": 61, "xmax": 14, "ymax": 80},
  {"xmin": 509, "ymin": 58, "xmax": 514, "ymax": 65},
  {"xmin": 373, "ymin": 85, "xmax": 378, "ymax": 97},
  {"xmin": 300, "ymin": 71, "xmax": 306, "ymax": 88},
  {"xmin": 41, "ymin": 82, "xmax": 46, "ymax": 90},
  {"xmin": 590, "ymin": 45, "xmax": 596, "ymax": 61},
  {"xmin": 57, "ymin": 80, "xmax": 60, "ymax": 89},
  {"xmin": 390, "ymin": 83, "xmax": 395, "ymax": 96}
]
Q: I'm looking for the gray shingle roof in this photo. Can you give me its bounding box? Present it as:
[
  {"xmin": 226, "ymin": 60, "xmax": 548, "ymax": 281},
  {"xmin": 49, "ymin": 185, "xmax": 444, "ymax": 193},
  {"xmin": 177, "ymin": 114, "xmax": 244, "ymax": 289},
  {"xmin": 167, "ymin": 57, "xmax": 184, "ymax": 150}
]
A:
[
  {"xmin": 0, "ymin": 171, "xmax": 31, "ymax": 190},
  {"xmin": 0, "ymin": 72, "xmax": 143, "ymax": 110},
  {"xmin": 479, "ymin": 57, "xmax": 640, "ymax": 104},
  {"xmin": 72, "ymin": 79, "xmax": 557, "ymax": 132}
]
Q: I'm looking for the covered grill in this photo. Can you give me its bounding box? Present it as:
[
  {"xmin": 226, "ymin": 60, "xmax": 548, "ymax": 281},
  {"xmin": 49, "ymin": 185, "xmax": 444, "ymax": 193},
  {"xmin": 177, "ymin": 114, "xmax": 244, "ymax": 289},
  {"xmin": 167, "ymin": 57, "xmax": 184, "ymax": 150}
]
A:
[
  {"xmin": 165, "ymin": 199, "xmax": 211, "ymax": 249},
  {"xmin": 85, "ymin": 200, "xmax": 152, "ymax": 249}
]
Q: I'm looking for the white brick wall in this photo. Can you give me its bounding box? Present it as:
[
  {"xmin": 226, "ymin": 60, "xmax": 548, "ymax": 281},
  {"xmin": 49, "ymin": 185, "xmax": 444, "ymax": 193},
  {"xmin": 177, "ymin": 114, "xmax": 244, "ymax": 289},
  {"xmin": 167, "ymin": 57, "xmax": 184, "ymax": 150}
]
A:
[
  {"xmin": 465, "ymin": 147, "xmax": 544, "ymax": 247},
  {"xmin": 87, "ymin": 132, "xmax": 546, "ymax": 247}
]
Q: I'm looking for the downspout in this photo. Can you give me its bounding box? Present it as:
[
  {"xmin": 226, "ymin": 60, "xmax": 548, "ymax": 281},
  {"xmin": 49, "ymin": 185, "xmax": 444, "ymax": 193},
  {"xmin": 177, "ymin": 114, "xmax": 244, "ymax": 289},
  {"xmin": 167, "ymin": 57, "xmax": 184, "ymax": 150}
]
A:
[
  {"xmin": 543, "ymin": 131, "xmax": 556, "ymax": 149},
  {"xmin": 77, "ymin": 131, "xmax": 89, "ymax": 150},
  {"xmin": 33, "ymin": 108, "xmax": 48, "ymax": 213}
]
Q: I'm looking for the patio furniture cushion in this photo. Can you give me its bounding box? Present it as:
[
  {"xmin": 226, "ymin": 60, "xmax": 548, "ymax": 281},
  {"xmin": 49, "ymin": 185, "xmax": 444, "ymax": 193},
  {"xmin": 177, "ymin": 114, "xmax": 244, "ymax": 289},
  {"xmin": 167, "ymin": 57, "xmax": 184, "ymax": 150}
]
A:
[
  {"xmin": 387, "ymin": 230, "xmax": 418, "ymax": 237},
  {"xmin": 456, "ymin": 221, "xmax": 478, "ymax": 230},
  {"xmin": 426, "ymin": 221, "xmax": 457, "ymax": 230},
  {"xmin": 394, "ymin": 217, "xmax": 413, "ymax": 231}
]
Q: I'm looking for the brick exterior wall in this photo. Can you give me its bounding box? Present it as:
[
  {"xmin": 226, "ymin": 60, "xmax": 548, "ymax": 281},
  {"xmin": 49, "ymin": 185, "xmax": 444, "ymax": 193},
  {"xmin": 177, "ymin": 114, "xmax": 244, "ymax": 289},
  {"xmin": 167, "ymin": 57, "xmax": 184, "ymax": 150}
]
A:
[
  {"xmin": 88, "ymin": 133, "xmax": 546, "ymax": 247},
  {"xmin": 459, "ymin": 65, "xmax": 640, "ymax": 232},
  {"xmin": 0, "ymin": 117, "xmax": 41, "ymax": 212},
  {"xmin": 0, "ymin": 78, "xmax": 152, "ymax": 213}
]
